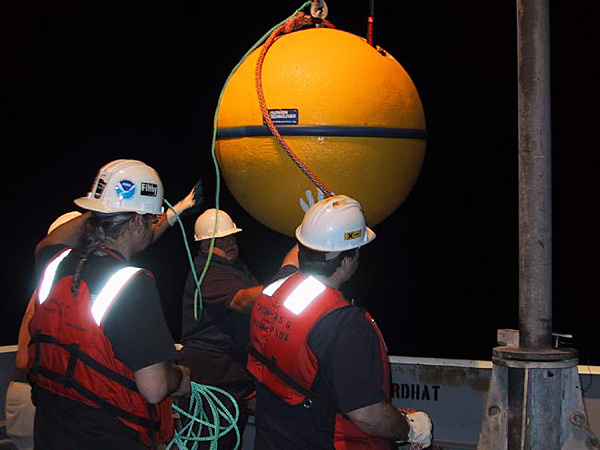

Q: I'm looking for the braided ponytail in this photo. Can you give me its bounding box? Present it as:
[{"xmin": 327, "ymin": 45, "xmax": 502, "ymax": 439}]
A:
[{"xmin": 70, "ymin": 211, "xmax": 136, "ymax": 295}]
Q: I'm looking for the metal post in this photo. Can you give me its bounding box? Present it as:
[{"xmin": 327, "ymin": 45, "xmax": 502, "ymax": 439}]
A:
[
  {"xmin": 517, "ymin": 0, "xmax": 553, "ymax": 351},
  {"xmin": 477, "ymin": 0, "xmax": 595, "ymax": 448}
]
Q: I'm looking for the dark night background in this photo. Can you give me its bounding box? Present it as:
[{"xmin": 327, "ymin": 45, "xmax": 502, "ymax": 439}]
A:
[{"xmin": 2, "ymin": 1, "xmax": 598, "ymax": 364}]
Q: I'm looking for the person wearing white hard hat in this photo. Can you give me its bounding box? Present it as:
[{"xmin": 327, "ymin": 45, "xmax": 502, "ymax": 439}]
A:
[
  {"xmin": 247, "ymin": 193, "xmax": 433, "ymax": 450},
  {"xmin": 177, "ymin": 207, "xmax": 265, "ymax": 449},
  {"xmin": 27, "ymin": 159, "xmax": 201, "ymax": 450},
  {"xmin": 4, "ymin": 211, "xmax": 81, "ymax": 450}
]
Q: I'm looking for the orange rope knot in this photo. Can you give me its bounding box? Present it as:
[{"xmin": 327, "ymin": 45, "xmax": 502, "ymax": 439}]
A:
[{"xmin": 283, "ymin": 11, "xmax": 334, "ymax": 34}]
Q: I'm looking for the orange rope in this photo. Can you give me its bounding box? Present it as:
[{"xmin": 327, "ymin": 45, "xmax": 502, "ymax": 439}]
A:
[{"xmin": 255, "ymin": 11, "xmax": 335, "ymax": 197}]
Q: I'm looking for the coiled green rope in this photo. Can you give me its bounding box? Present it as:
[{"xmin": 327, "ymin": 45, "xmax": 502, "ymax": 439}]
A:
[{"xmin": 167, "ymin": 382, "xmax": 240, "ymax": 450}]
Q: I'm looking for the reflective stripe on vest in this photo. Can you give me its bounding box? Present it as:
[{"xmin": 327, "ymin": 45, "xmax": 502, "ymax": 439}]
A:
[
  {"xmin": 38, "ymin": 249, "xmax": 72, "ymax": 304},
  {"xmin": 91, "ymin": 267, "xmax": 143, "ymax": 325},
  {"xmin": 283, "ymin": 276, "xmax": 326, "ymax": 315},
  {"xmin": 38, "ymin": 250, "xmax": 142, "ymax": 325},
  {"xmin": 262, "ymin": 274, "xmax": 292, "ymax": 297},
  {"xmin": 264, "ymin": 274, "xmax": 327, "ymax": 314}
]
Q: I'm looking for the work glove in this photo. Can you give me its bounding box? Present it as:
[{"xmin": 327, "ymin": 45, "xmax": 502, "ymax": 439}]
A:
[
  {"xmin": 166, "ymin": 179, "xmax": 204, "ymax": 226},
  {"xmin": 404, "ymin": 411, "xmax": 433, "ymax": 447},
  {"xmin": 299, "ymin": 188, "xmax": 331, "ymax": 213}
]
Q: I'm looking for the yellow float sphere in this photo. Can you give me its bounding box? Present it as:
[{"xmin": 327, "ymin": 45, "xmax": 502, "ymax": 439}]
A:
[{"xmin": 215, "ymin": 27, "xmax": 426, "ymax": 237}]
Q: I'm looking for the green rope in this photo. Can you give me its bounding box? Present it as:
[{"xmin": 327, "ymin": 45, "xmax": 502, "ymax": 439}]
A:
[
  {"xmin": 196, "ymin": 1, "xmax": 313, "ymax": 323},
  {"xmin": 210, "ymin": 0, "xmax": 313, "ymax": 141},
  {"xmin": 164, "ymin": 4, "xmax": 316, "ymax": 449},
  {"xmin": 164, "ymin": 199, "xmax": 203, "ymax": 321},
  {"xmin": 167, "ymin": 382, "xmax": 240, "ymax": 450}
]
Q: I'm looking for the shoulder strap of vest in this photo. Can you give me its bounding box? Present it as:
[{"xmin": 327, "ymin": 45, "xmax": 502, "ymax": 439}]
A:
[
  {"xmin": 38, "ymin": 248, "xmax": 73, "ymax": 305},
  {"xmin": 91, "ymin": 266, "xmax": 144, "ymax": 326},
  {"xmin": 262, "ymin": 273, "xmax": 294, "ymax": 296}
]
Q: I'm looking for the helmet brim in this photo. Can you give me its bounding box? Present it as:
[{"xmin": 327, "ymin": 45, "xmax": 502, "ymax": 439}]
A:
[
  {"xmin": 295, "ymin": 224, "xmax": 376, "ymax": 252},
  {"xmin": 194, "ymin": 227, "xmax": 243, "ymax": 241},
  {"xmin": 74, "ymin": 196, "xmax": 153, "ymax": 215},
  {"xmin": 364, "ymin": 227, "xmax": 377, "ymax": 245}
]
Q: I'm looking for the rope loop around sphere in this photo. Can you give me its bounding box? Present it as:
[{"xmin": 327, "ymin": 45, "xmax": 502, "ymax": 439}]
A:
[{"xmin": 255, "ymin": 9, "xmax": 336, "ymax": 198}]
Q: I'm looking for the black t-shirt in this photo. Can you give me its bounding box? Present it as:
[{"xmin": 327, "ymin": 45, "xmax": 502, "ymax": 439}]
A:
[
  {"xmin": 181, "ymin": 251, "xmax": 259, "ymax": 353},
  {"xmin": 253, "ymin": 271, "xmax": 388, "ymax": 450},
  {"xmin": 32, "ymin": 244, "xmax": 178, "ymax": 450},
  {"xmin": 179, "ymin": 252, "xmax": 259, "ymax": 385}
]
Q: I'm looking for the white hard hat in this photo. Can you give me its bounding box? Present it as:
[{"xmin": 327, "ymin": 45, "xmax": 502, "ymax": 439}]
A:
[
  {"xmin": 47, "ymin": 211, "xmax": 82, "ymax": 235},
  {"xmin": 295, "ymin": 194, "xmax": 376, "ymax": 252},
  {"xmin": 194, "ymin": 208, "xmax": 242, "ymax": 241},
  {"xmin": 74, "ymin": 159, "xmax": 164, "ymax": 215}
]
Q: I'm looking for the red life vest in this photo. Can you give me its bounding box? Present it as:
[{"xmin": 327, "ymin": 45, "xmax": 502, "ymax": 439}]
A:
[
  {"xmin": 27, "ymin": 248, "xmax": 174, "ymax": 448},
  {"xmin": 247, "ymin": 272, "xmax": 392, "ymax": 450}
]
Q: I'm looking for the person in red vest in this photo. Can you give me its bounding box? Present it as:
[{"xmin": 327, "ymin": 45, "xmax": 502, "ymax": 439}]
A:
[
  {"xmin": 247, "ymin": 194, "xmax": 432, "ymax": 449},
  {"xmin": 27, "ymin": 159, "xmax": 200, "ymax": 450},
  {"xmin": 5, "ymin": 212, "xmax": 80, "ymax": 450}
]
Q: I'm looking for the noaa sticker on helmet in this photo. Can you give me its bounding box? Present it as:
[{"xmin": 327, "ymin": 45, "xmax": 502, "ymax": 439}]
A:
[
  {"xmin": 344, "ymin": 230, "xmax": 363, "ymax": 241},
  {"xmin": 115, "ymin": 179, "xmax": 136, "ymax": 200}
]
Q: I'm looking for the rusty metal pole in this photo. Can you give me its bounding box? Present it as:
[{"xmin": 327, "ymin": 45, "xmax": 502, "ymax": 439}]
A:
[{"xmin": 517, "ymin": 0, "xmax": 553, "ymax": 352}]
